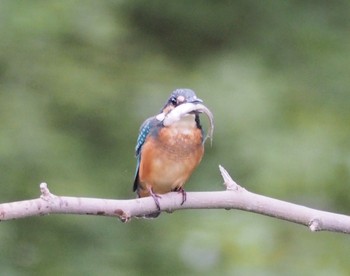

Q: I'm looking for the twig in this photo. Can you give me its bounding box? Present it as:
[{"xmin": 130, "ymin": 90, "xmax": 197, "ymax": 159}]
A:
[{"xmin": 0, "ymin": 166, "xmax": 349, "ymax": 234}]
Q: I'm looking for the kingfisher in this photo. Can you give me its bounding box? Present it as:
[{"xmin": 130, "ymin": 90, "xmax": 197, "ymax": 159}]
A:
[{"xmin": 133, "ymin": 88, "xmax": 207, "ymax": 217}]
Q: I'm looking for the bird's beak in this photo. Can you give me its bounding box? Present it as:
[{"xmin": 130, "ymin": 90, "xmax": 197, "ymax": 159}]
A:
[
  {"xmin": 188, "ymin": 97, "xmax": 203, "ymax": 104},
  {"xmin": 187, "ymin": 97, "xmax": 203, "ymax": 114}
]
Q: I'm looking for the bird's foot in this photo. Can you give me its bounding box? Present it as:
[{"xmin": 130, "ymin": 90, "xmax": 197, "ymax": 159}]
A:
[
  {"xmin": 173, "ymin": 187, "xmax": 187, "ymax": 205},
  {"xmin": 148, "ymin": 187, "xmax": 162, "ymax": 211}
]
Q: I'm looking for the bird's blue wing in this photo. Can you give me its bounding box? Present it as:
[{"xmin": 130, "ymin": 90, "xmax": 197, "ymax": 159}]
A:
[
  {"xmin": 133, "ymin": 117, "xmax": 157, "ymax": 192},
  {"xmin": 135, "ymin": 118, "xmax": 153, "ymax": 157}
]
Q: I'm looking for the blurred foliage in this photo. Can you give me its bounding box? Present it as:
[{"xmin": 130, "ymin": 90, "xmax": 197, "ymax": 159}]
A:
[{"xmin": 1, "ymin": 0, "xmax": 350, "ymax": 275}]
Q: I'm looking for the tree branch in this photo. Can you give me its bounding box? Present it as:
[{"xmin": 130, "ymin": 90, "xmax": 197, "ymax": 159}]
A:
[{"xmin": 1, "ymin": 166, "xmax": 349, "ymax": 234}]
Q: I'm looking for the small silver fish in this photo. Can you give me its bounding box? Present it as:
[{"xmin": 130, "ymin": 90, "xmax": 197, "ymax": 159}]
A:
[{"xmin": 157, "ymin": 102, "xmax": 214, "ymax": 144}]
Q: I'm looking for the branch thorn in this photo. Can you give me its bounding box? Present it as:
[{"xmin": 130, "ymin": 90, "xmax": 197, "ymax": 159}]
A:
[
  {"xmin": 219, "ymin": 165, "xmax": 243, "ymax": 191},
  {"xmin": 40, "ymin": 182, "xmax": 55, "ymax": 201}
]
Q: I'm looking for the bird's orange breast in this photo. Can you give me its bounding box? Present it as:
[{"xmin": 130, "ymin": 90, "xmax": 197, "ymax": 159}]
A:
[{"xmin": 137, "ymin": 120, "xmax": 204, "ymax": 197}]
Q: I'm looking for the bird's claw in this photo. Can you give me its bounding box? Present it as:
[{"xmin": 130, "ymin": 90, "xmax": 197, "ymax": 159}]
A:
[
  {"xmin": 174, "ymin": 187, "xmax": 187, "ymax": 205},
  {"xmin": 148, "ymin": 187, "xmax": 162, "ymax": 210}
]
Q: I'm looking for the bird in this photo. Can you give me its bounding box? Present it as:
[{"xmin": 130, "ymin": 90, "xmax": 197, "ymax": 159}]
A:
[{"xmin": 133, "ymin": 88, "xmax": 206, "ymax": 217}]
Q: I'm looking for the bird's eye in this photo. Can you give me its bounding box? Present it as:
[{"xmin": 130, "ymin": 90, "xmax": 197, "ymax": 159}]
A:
[{"xmin": 170, "ymin": 97, "xmax": 177, "ymax": 105}]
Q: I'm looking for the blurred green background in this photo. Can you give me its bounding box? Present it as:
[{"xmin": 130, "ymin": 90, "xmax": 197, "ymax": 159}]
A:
[{"xmin": 1, "ymin": 0, "xmax": 350, "ymax": 275}]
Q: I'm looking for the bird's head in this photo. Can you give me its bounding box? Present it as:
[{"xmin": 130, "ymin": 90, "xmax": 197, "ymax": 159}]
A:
[
  {"xmin": 156, "ymin": 88, "xmax": 214, "ymax": 143},
  {"xmin": 161, "ymin": 88, "xmax": 203, "ymax": 114}
]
